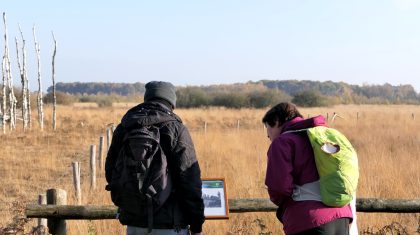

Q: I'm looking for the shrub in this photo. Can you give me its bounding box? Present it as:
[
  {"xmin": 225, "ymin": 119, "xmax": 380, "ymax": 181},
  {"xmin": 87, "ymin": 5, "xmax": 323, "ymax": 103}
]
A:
[
  {"xmin": 43, "ymin": 92, "xmax": 76, "ymax": 105},
  {"xmin": 292, "ymin": 90, "xmax": 329, "ymax": 107},
  {"xmin": 249, "ymin": 89, "xmax": 292, "ymax": 108},
  {"xmin": 212, "ymin": 92, "xmax": 249, "ymax": 108},
  {"xmin": 176, "ymin": 87, "xmax": 210, "ymax": 108}
]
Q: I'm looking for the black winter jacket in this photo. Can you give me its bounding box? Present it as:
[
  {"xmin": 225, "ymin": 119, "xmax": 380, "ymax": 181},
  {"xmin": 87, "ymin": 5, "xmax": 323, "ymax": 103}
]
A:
[{"xmin": 105, "ymin": 101, "xmax": 205, "ymax": 233}]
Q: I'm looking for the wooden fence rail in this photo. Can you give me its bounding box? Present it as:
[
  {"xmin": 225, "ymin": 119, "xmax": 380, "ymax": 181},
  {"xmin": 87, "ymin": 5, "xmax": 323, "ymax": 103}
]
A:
[{"xmin": 26, "ymin": 198, "xmax": 420, "ymax": 220}]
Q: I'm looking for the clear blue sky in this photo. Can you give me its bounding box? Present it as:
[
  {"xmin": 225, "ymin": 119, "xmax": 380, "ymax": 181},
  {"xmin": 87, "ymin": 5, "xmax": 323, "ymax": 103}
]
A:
[{"xmin": 2, "ymin": 0, "xmax": 420, "ymax": 92}]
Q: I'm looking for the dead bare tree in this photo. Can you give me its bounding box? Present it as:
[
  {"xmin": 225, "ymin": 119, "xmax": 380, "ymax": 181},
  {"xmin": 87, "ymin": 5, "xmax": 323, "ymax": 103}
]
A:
[
  {"xmin": 19, "ymin": 25, "xmax": 31, "ymax": 129},
  {"xmin": 33, "ymin": 25, "xmax": 44, "ymax": 130},
  {"xmin": 0, "ymin": 99, "xmax": 2, "ymax": 131},
  {"xmin": 15, "ymin": 35, "xmax": 28, "ymax": 130},
  {"xmin": 6, "ymin": 62, "xmax": 16, "ymax": 130},
  {"xmin": 51, "ymin": 31, "xmax": 57, "ymax": 130},
  {"xmin": 1, "ymin": 56, "xmax": 6, "ymax": 134},
  {"xmin": 3, "ymin": 12, "xmax": 17, "ymax": 130},
  {"xmin": 6, "ymin": 56, "xmax": 17, "ymax": 131}
]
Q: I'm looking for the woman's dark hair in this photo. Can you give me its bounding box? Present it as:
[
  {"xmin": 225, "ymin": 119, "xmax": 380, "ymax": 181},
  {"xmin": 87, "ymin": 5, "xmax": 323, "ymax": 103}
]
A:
[{"xmin": 262, "ymin": 102, "xmax": 303, "ymax": 127}]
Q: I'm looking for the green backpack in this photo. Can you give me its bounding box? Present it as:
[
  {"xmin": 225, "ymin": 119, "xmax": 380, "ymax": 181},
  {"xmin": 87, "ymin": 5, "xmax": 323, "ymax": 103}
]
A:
[{"xmin": 306, "ymin": 126, "xmax": 359, "ymax": 207}]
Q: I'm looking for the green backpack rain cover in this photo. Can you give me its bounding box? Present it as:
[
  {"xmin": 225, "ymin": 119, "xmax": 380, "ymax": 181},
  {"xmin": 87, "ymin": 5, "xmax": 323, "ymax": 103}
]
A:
[{"xmin": 306, "ymin": 126, "xmax": 359, "ymax": 207}]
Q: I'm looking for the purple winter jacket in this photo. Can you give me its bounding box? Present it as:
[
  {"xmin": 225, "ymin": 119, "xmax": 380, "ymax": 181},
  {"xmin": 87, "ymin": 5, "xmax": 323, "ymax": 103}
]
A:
[{"xmin": 265, "ymin": 115, "xmax": 353, "ymax": 235}]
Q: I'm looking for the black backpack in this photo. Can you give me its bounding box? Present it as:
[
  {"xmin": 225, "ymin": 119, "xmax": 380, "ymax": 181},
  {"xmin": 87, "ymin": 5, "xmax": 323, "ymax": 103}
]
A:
[{"xmin": 107, "ymin": 122, "xmax": 172, "ymax": 232}]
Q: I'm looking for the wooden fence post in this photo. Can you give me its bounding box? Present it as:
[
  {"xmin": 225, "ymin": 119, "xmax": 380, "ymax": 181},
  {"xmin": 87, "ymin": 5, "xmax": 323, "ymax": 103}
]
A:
[
  {"xmin": 38, "ymin": 194, "xmax": 47, "ymax": 227},
  {"xmin": 72, "ymin": 162, "xmax": 81, "ymax": 205},
  {"xmin": 236, "ymin": 120, "xmax": 240, "ymax": 130},
  {"xmin": 90, "ymin": 145, "xmax": 96, "ymax": 190},
  {"xmin": 98, "ymin": 136, "xmax": 104, "ymax": 170},
  {"xmin": 204, "ymin": 121, "xmax": 207, "ymax": 134},
  {"xmin": 106, "ymin": 128, "xmax": 112, "ymax": 150},
  {"xmin": 46, "ymin": 188, "xmax": 67, "ymax": 235}
]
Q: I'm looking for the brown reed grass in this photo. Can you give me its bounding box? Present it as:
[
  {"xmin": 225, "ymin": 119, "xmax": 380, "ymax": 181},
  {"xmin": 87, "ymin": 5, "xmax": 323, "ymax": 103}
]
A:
[{"xmin": 0, "ymin": 104, "xmax": 419, "ymax": 234}]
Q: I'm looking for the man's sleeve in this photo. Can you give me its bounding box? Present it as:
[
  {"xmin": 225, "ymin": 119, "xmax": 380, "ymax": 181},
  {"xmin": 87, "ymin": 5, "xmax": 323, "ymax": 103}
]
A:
[
  {"xmin": 105, "ymin": 124, "xmax": 124, "ymax": 184},
  {"xmin": 172, "ymin": 125, "xmax": 205, "ymax": 233}
]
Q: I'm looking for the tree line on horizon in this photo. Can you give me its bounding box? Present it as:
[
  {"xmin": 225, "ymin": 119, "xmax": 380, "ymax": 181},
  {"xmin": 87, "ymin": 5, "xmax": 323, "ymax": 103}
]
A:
[{"xmin": 44, "ymin": 80, "xmax": 420, "ymax": 108}]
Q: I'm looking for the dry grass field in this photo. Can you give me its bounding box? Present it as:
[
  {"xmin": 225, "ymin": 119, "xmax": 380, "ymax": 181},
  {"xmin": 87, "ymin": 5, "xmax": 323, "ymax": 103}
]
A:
[{"xmin": 0, "ymin": 104, "xmax": 419, "ymax": 234}]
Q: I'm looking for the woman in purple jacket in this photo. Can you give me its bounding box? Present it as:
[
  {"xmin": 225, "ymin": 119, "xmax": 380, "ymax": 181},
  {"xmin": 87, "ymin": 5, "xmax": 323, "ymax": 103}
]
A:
[{"xmin": 262, "ymin": 102, "xmax": 353, "ymax": 235}]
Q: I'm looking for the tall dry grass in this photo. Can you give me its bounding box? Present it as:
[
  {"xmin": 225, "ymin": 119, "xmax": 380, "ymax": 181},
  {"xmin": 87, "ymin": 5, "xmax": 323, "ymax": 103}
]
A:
[{"xmin": 0, "ymin": 104, "xmax": 419, "ymax": 234}]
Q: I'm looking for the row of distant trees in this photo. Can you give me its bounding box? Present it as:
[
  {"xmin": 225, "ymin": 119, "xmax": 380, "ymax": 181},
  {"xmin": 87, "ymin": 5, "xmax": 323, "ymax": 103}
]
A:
[
  {"xmin": 47, "ymin": 80, "xmax": 420, "ymax": 108},
  {"xmin": 176, "ymin": 86, "xmax": 292, "ymax": 108}
]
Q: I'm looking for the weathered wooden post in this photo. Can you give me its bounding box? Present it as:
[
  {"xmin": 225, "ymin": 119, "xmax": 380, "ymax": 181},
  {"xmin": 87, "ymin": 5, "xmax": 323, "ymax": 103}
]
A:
[
  {"xmin": 46, "ymin": 188, "xmax": 67, "ymax": 235},
  {"xmin": 204, "ymin": 121, "xmax": 207, "ymax": 134},
  {"xmin": 90, "ymin": 145, "xmax": 96, "ymax": 190},
  {"xmin": 98, "ymin": 136, "xmax": 104, "ymax": 170},
  {"xmin": 38, "ymin": 194, "xmax": 47, "ymax": 227},
  {"xmin": 106, "ymin": 128, "xmax": 112, "ymax": 150},
  {"xmin": 23, "ymin": 197, "xmax": 420, "ymax": 228},
  {"xmin": 357, "ymin": 112, "xmax": 359, "ymax": 122},
  {"xmin": 72, "ymin": 162, "xmax": 81, "ymax": 205},
  {"xmin": 332, "ymin": 112, "xmax": 341, "ymax": 122},
  {"xmin": 236, "ymin": 120, "xmax": 240, "ymax": 130},
  {"xmin": 412, "ymin": 113, "xmax": 415, "ymax": 120}
]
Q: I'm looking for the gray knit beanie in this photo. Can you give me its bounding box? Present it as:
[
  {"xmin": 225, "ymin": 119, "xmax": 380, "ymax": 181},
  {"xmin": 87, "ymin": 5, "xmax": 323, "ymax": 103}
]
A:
[{"xmin": 144, "ymin": 81, "xmax": 177, "ymax": 108}]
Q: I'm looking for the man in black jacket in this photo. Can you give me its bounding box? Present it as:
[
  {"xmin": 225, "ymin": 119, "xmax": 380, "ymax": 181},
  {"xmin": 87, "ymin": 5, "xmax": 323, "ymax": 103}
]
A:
[{"xmin": 105, "ymin": 81, "xmax": 205, "ymax": 235}]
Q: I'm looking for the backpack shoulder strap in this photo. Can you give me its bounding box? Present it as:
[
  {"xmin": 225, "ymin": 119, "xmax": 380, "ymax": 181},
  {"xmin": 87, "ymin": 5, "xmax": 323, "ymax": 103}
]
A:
[{"xmin": 282, "ymin": 128, "xmax": 308, "ymax": 135}]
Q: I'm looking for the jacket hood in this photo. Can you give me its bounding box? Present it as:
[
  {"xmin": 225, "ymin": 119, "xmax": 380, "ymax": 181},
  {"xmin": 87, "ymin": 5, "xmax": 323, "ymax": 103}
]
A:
[
  {"xmin": 281, "ymin": 115, "xmax": 327, "ymax": 133},
  {"xmin": 121, "ymin": 102, "xmax": 181, "ymax": 129}
]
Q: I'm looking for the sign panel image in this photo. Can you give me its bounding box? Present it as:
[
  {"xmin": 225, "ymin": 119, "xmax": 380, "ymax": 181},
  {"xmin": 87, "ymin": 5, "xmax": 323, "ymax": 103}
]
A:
[{"xmin": 202, "ymin": 178, "xmax": 229, "ymax": 219}]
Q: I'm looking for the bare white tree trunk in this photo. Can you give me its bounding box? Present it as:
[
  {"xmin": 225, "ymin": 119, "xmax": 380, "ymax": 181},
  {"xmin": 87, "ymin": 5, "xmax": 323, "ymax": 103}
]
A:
[
  {"xmin": 15, "ymin": 36, "xmax": 28, "ymax": 130},
  {"xmin": 19, "ymin": 25, "xmax": 31, "ymax": 129},
  {"xmin": 51, "ymin": 31, "xmax": 57, "ymax": 131},
  {"xmin": 3, "ymin": 13, "xmax": 16, "ymax": 130},
  {"xmin": 33, "ymin": 26, "xmax": 44, "ymax": 130},
  {"xmin": 1, "ymin": 56, "xmax": 6, "ymax": 134},
  {"xmin": 26, "ymin": 82, "xmax": 32, "ymax": 129},
  {"xmin": 0, "ymin": 101, "xmax": 2, "ymax": 124},
  {"xmin": 6, "ymin": 58, "xmax": 17, "ymax": 131},
  {"xmin": 0, "ymin": 81, "xmax": 1, "ymax": 115}
]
